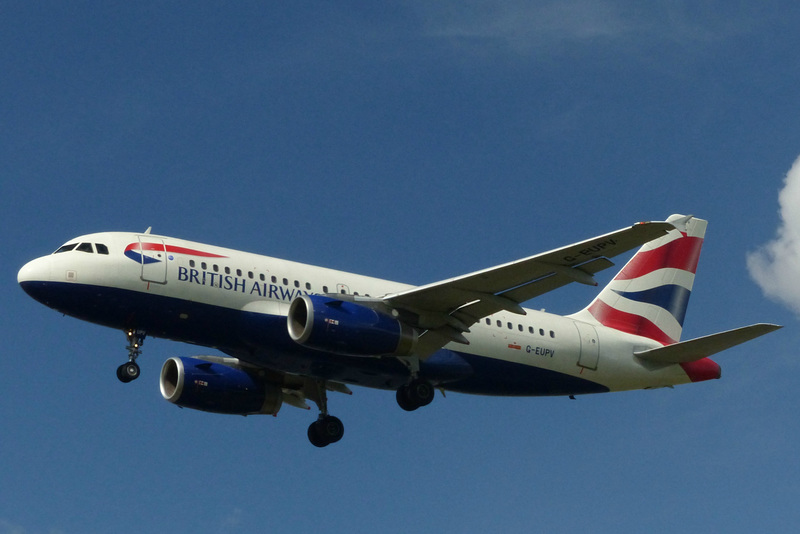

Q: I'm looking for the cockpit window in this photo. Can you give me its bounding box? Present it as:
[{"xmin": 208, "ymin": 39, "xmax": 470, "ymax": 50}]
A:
[
  {"xmin": 76, "ymin": 243, "xmax": 94, "ymax": 253},
  {"xmin": 54, "ymin": 243, "xmax": 78, "ymax": 254},
  {"xmin": 96, "ymin": 244, "xmax": 109, "ymax": 255}
]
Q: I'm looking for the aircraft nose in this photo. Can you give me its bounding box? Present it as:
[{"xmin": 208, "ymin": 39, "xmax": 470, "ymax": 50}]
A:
[{"xmin": 18, "ymin": 256, "xmax": 52, "ymax": 292}]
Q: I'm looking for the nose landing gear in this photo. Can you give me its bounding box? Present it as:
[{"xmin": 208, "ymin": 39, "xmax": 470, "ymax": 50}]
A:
[{"xmin": 117, "ymin": 329, "xmax": 146, "ymax": 383}]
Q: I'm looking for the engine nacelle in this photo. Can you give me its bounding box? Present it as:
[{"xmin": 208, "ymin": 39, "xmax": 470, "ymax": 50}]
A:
[
  {"xmin": 287, "ymin": 294, "xmax": 416, "ymax": 356},
  {"xmin": 159, "ymin": 357, "xmax": 282, "ymax": 415}
]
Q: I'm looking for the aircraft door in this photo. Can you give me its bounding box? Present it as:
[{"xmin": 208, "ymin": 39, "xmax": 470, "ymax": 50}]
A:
[
  {"xmin": 137, "ymin": 237, "xmax": 168, "ymax": 284},
  {"xmin": 574, "ymin": 321, "xmax": 599, "ymax": 370}
]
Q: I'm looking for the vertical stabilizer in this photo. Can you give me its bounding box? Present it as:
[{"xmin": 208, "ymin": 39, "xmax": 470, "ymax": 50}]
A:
[{"xmin": 569, "ymin": 214, "xmax": 707, "ymax": 345}]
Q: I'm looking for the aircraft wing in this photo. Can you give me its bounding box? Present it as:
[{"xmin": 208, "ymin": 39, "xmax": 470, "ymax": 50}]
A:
[{"xmin": 381, "ymin": 220, "xmax": 675, "ymax": 355}]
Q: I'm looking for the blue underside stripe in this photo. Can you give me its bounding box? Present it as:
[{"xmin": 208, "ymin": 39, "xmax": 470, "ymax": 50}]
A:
[{"xmin": 20, "ymin": 280, "xmax": 608, "ymax": 396}]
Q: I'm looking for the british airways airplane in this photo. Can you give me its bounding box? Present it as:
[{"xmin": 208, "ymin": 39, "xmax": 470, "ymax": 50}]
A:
[{"xmin": 18, "ymin": 215, "xmax": 780, "ymax": 447}]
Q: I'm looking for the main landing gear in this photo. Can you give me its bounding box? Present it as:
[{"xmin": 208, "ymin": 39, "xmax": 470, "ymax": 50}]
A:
[
  {"xmin": 396, "ymin": 378, "xmax": 435, "ymax": 411},
  {"xmin": 117, "ymin": 329, "xmax": 145, "ymax": 383},
  {"xmin": 307, "ymin": 380, "xmax": 345, "ymax": 448},
  {"xmin": 308, "ymin": 415, "xmax": 345, "ymax": 448}
]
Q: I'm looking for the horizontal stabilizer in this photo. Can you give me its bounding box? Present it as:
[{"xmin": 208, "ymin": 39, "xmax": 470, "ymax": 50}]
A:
[{"xmin": 634, "ymin": 323, "xmax": 782, "ymax": 363}]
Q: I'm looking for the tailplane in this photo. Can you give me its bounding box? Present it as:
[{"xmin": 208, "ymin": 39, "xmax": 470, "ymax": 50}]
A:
[{"xmin": 570, "ymin": 214, "xmax": 706, "ymax": 345}]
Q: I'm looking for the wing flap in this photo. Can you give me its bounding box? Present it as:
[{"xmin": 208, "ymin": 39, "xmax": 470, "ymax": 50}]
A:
[{"xmin": 634, "ymin": 323, "xmax": 782, "ymax": 363}]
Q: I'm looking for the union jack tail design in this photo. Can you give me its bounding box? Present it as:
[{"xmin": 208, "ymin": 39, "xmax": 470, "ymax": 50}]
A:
[{"xmin": 571, "ymin": 214, "xmax": 707, "ymax": 345}]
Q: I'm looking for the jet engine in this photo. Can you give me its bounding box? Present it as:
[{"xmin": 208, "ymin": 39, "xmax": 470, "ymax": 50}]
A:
[
  {"xmin": 160, "ymin": 357, "xmax": 282, "ymax": 415},
  {"xmin": 287, "ymin": 294, "xmax": 416, "ymax": 356}
]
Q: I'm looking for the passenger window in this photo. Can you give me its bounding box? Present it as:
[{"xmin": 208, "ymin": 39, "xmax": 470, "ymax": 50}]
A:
[
  {"xmin": 271, "ymin": 276, "xmax": 277, "ymax": 283},
  {"xmin": 283, "ymin": 278, "xmax": 289, "ymax": 286},
  {"xmin": 550, "ymin": 331, "xmax": 555, "ymax": 338},
  {"xmin": 486, "ymin": 318, "xmax": 491, "ymax": 325},
  {"xmin": 201, "ymin": 262, "xmax": 207, "ymax": 270},
  {"xmin": 294, "ymin": 280, "xmax": 300, "ymax": 288},
  {"xmin": 213, "ymin": 264, "xmax": 219, "ymax": 272},
  {"xmin": 323, "ymin": 286, "xmax": 329, "ymax": 293},
  {"xmin": 496, "ymin": 320, "xmax": 502, "ymax": 328},
  {"xmin": 518, "ymin": 324, "xmax": 523, "ymax": 332},
  {"xmin": 260, "ymin": 273, "xmax": 266, "ymax": 281},
  {"xmin": 539, "ymin": 329, "xmax": 545, "ymax": 336},
  {"xmin": 76, "ymin": 243, "xmax": 93, "ymax": 253},
  {"xmin": 55, "ymin": 244, "xmax": 77, "ymax": 254},
  {"xmin": 248, "ymin": 271, "xmax": 254, "ymax": 279},
  {"xmin": 529, "ymin": 326, "xmax": 534, "ymax": 334},
  {"xmin": 190, "ymin": 260, "xmax": 196, "ymax": 268},
  {"xmin": 305, "ymin": 282, "xmax": 311, "ymax": 290},
  {"xmin": 96, "ymin": 244, "xmax": 109, "ymax": 255},
  {"xmin": 225, "ymin": 266, "xmax": 231, "ymax": 274},
  {"xmin": 236, "ymin": 269, "xmax": 242, "ymax": 277}
]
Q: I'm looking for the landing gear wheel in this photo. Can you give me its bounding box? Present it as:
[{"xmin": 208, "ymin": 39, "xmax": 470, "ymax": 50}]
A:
[
  {"xmin": 118, "ymin": 329, "xmax": 146, "ymax": 383},
  {"xmin": 308, "ymin": 415, "xmax": 344, "ymax": 448},
  {"xmin": 407, "ymin": 378, "xmax": 435, "ymax": 407},
  {"xmin": 396, "ymin": 379, "xmax": 435, "ymax": 411},
  {"xmin": 116, "ymin": 361, "xmax": 140, "ymax": 383},
  {"xmin": 396, "ymin": 386, "xmax": 419, "ymax": 412}
]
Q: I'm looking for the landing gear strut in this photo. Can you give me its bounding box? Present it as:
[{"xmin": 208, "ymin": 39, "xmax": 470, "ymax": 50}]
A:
[
  {"xmin": 117, "ymin": 329, "xmax": 145, "ymax": 383},
  {"xmin": 396, "ymin": 378, "xmax": 435, "ymax": 411},
  {"xmin": 307, "ymin": 380, "xmax": 344, "ymax": 447}
]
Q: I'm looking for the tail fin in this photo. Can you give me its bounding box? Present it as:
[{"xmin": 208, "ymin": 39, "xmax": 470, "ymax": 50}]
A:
[{"xmin": 570, "ymin": 214, "xmax": 707, "ymax": 345}]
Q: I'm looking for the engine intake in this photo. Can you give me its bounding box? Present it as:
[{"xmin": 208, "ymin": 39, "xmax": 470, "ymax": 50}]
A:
[
  {"xmin": 160, "ymin": 357, "xmax": 282, "ymax": 415},
  {"xmin": 287, "ymin": 294, "xmax": 416, "ymax": 356}
]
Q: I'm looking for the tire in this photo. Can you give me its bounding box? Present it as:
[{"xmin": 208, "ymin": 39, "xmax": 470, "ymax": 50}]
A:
[{"xmin": 406, "ymin": 379, "xmax": 434, "ymax": 407}]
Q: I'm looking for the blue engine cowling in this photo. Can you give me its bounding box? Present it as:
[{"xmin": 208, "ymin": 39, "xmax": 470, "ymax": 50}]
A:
[
  {"xmin": 287, "ymin": 294, "xmax": 416, "ymax": 356},
  {"xmin": 159, "ymin": 357, "xmax": 282, "ymax": 415}
]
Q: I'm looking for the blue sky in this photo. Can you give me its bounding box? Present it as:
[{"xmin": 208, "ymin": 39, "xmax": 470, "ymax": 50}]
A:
[{"xmin": 2, "ymin": 2, "xmax": 799, "ymax": 532}]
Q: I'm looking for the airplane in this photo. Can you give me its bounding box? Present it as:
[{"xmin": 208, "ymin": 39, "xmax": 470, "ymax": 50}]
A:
[{"xmin": 17, "ymin": 214, "xmax": 781, "ymax": 447}]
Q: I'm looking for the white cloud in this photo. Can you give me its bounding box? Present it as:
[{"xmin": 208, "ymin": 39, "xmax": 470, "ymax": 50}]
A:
[
  {"xmin": 415, "ymin": 0, "xmax": 760, "ymax": 57},
  {"xmin": 419, "ymin": 0, "xmax": 634, "ymax": 53},
  {"xmin": 747, "ymin": 154, "xmax": 800, "ymax": 314}
]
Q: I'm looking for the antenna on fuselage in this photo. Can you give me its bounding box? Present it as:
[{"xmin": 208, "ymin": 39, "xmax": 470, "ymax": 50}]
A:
[{"xmin": 144, "ymin": 227, "xmax": 152, "ymax": 234}]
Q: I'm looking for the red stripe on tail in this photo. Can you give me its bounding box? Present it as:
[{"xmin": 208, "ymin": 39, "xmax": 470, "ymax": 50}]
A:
[
  {"xmin": 614, "ymin": 236, "xmax": 703, "ymax": 281},
  {"xmin": 587, "ymin": 300, "xmax": 676, "ymax": 345}
]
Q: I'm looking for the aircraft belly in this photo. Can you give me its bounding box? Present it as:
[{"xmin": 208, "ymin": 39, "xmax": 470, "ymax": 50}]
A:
[
  {"xmin": 444, "ymin": 351, "xmax": 610, "ymax": 396},
  {"xmin": 20, "ymin": 281, "xmax": 462, "ymax": 390},
  {"xmin": 22, "ymin": 280, "xmax": 611, "ymax": 396}
]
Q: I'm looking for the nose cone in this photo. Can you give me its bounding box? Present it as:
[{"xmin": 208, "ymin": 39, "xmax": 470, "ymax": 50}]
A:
[
  {"xmin": 18, "ymin": 256, "xmax": 53, "ymax": 302},
  {"xmin": 18, "ymin": 256, "xmax": 50, "ymax": 284}
]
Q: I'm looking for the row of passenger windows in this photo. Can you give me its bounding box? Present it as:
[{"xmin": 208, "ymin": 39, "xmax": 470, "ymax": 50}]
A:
[
  {"xmin": 49, "ymin": 247, "xmax": 553, "ymax": 337},
  {"xmin": 485, "ymin": 317, "xmax": 556, "ymax": 338},
  {"xmin": 187, "ymin": 259, "xmax": 359, "ymax": 295},
  {"xmin": 54, "ymin": 242, "xmax": 109, "ymax": 255},
  {"xmin": 186, "ymin": 259, "xmax": 552, "ymax": 336}
]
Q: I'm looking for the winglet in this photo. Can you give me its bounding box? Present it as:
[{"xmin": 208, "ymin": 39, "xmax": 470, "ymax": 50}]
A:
[{"xmin": 666, "ymin": 214, "xmax": 694, "ymax": 233}]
